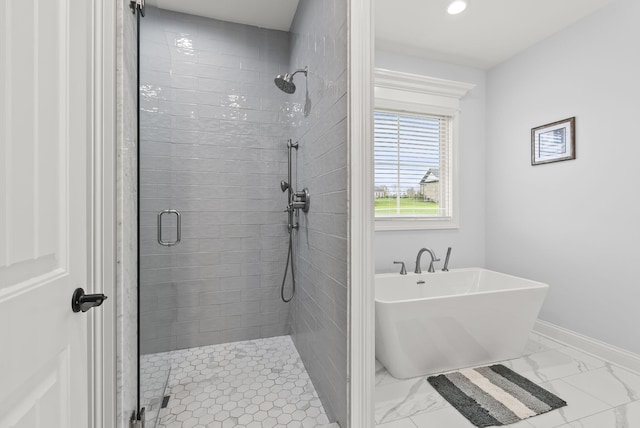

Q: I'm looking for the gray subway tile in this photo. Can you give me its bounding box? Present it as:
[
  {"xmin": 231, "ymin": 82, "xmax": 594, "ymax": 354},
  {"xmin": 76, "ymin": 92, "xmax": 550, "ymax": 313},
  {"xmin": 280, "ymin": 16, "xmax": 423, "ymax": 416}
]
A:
[
  {"xmin": 176, "ymin": 331, "xmax": 220, "ymax": 350},
  {"xmin": 138, "ymin": 6, "xmax": 355, "ymax": 356},
  {"xmin": 140, "ymin": 336, "xmax": 177, "ymax": 355},
  {"xmin": 199, "ymin": 315, "xmax": 243, "ymax": 332},
  {"xmin": 199, "ymin": 290, "xmax": 241, "ymax": 305},
  {"xmin": 176, "ymin": 305, "xmax": 219, "ymax": 322}
]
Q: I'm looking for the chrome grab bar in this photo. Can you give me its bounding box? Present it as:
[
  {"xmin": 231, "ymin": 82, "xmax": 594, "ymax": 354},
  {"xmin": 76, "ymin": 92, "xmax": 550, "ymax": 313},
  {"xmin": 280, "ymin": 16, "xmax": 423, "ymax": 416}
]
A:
[{"xmin": 157, "ymin": 209, "xmax": 181, "ymax": 246}]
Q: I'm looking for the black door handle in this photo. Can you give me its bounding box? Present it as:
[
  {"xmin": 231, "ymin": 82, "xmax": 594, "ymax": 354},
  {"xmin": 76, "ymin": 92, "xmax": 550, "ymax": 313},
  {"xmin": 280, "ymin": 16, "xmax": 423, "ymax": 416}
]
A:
[{"xmin": 71, "ymin": 288, "xmax": 108, "ymax": 313}]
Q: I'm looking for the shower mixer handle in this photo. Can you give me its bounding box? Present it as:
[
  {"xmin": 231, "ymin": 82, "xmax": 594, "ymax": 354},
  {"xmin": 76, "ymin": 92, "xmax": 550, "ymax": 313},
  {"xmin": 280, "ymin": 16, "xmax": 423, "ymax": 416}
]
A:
[{"xmin": 290, "ymin": 188, "xmax": 310, "ymax": 213}]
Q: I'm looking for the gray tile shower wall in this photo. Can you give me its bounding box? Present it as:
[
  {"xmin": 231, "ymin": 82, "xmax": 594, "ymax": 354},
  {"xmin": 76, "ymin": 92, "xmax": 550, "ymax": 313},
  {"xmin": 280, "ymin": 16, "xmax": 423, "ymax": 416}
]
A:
[
  {"xmin": 138, "ymin": 7, "xmax": 294, "ymax": 354},
  {"xmin": 288, "ymin": 1, "xmax": 349, "ymax": 426}
]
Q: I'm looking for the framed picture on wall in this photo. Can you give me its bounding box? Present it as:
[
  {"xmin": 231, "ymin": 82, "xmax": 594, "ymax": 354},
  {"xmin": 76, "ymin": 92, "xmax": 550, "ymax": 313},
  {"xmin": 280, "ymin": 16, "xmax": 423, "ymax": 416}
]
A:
[{"xmin": 531, "ymin": 117, "xmax": 575, "ymax": 165}]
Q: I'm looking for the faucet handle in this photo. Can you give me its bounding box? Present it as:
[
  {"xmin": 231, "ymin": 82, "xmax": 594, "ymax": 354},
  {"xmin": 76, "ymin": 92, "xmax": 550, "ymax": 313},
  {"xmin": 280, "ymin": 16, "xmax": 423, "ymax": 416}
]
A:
[
  {"xmin": 442, "ymin": 247, "xmax": 452, "ymax": 272},
  {"xmin": 428, "ymin": 257, "xmax": 440, "ymax": 273},
  {"xmin": 393, "ymin": 261, "xmax": 407, "ymax": 275}
]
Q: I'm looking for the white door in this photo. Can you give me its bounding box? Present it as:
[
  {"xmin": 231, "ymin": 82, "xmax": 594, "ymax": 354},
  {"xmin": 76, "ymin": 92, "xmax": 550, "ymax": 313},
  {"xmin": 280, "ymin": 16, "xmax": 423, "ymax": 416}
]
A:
[{"xmin": 0, "ymin": 0, "xmax": 95, "ymax": 426}]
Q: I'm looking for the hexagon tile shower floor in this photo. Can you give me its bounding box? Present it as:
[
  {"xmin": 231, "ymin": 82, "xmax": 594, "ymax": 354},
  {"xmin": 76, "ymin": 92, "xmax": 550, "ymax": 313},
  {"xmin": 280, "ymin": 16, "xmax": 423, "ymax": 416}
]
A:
[{"xmin": 141, "ymin": 335, "xmax": 340, "ymax": 428}]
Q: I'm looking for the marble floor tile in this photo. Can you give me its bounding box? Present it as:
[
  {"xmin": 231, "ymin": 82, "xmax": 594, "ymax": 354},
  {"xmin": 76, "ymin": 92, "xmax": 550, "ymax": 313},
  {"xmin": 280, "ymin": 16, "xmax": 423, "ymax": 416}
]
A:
[
  {"xmin": 524, "ymin": 379, "xmax": 610, "ymax": 428},
  {"xmin": 409, "ymin": 407, "xmax": 536, "ymax": 428},
  {"xmin": 375, "ymin": 331, "xmax": 640, "ymax": 428},
  {"xmin": 555, "ymin": 346, "xmax": 608, "ymax": 370},
  {"xmin": 505, "ymin": 420, "xmax": 537, "ymax": 427},
  {"xmin": 376, "ymin": 418, "xmax": 418, "ymax": 428},
  {"xmin": 374, "ymin": 373, "xmax": 448, "ymax": 424},
  {"xmin": 503, "ymin": 347, "xmax": 604, "ymax": 384},
  {"xmin": 376, "ymin": 360, "xmax": 403, "ymax": 387},
  {"xmin": 562, "ymin": 363, "xmax": 640, "ymax": 407},
  {"xmin": 523, "ymin": 333, "xmax": 564, "ymax": 355},
  {"xmin": 409, "ymin": 407, "xmax": 476, "ymax": 428},
  {"xmin": 567, "ymin": 400, "xmax": 640, "ymax": 427}
]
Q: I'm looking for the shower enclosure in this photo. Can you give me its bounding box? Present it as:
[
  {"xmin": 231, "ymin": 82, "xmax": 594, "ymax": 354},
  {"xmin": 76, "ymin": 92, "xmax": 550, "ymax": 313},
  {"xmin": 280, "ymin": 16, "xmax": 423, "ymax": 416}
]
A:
[{"xmin": 135, "ymin": 2, "xmax": 349, "ymax": 427}]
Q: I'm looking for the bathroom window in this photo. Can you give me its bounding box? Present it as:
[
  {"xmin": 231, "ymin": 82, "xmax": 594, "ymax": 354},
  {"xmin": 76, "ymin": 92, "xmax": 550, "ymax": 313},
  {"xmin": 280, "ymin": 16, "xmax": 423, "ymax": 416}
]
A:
[
  {"xmin": 374, "ymin": 110, "xmax": 451, "ymax": 217},
  {"xmin": 374, "ymin": 68, "xmax": 474, "ymax": 230}
]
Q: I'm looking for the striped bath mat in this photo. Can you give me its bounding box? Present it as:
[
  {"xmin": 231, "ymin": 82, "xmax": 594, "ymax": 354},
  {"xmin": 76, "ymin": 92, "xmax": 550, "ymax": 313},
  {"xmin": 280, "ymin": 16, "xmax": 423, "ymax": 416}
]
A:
[{"xmin": 427, "ymin": 364, "xmax": 566, "ymax": 427}]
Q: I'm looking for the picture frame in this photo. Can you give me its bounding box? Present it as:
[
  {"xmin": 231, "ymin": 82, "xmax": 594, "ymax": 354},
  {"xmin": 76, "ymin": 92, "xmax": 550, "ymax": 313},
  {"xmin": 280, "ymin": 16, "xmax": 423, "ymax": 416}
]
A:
[{"xmin": 531, "ymin": 117, "xmax": 575, "ymax": 165}]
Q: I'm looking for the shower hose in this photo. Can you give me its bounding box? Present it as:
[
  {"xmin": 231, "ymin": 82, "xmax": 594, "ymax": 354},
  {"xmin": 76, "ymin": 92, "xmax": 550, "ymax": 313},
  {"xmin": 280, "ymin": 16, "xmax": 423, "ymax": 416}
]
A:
[{"xmin": 281, "ymin": 231, "xmax": 295, "ymax": 302}]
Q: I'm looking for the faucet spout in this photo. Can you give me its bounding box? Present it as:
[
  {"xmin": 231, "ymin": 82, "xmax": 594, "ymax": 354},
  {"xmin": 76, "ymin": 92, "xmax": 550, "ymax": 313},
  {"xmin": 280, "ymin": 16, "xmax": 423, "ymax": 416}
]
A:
[{"xmin": 415, "ymin": 248, "xmax": 440, "ymax": 274}]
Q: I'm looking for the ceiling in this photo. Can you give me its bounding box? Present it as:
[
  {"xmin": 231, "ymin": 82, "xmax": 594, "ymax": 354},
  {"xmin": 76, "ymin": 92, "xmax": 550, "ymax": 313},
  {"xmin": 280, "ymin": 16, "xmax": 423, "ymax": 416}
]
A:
[
  {"xmin": 145, "ymin": 0, "xmax": 613, "ymax": 70},
  {"xmin": 145, "ymin": 0, "xmax": 300, "ymax": 32},
  {"xmin": 375, "ymin": 0, "xmax": 614, "ymax": 69}
]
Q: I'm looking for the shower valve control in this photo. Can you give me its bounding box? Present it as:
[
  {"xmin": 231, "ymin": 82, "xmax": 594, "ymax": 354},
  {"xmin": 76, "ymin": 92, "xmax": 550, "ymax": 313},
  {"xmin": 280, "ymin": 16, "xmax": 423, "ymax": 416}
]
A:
[{"xmin": 290, "ymin": 188, "xmax": 310, "ymax": 213}]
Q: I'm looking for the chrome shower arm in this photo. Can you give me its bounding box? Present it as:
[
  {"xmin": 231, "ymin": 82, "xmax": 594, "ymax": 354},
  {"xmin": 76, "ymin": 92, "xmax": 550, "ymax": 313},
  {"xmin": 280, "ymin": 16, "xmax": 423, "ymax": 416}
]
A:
[{"xmin": 290, "ymin": 67, "xmax": 308, "ymax": 77}]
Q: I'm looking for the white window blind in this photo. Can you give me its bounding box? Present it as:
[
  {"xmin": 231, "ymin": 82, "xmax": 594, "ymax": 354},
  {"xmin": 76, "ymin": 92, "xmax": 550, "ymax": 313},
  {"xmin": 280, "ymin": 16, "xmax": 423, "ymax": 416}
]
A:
[{"xmin": 374, "ymin": 110, "xmax": 452, "ymax": 217}]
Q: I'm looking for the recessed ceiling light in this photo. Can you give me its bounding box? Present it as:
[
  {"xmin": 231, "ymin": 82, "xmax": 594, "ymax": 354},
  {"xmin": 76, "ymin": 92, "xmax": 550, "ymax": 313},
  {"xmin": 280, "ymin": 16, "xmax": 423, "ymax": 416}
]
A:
[{"xmin": 447, "ymin": 0, "xmax": 468, "ymax": 15}]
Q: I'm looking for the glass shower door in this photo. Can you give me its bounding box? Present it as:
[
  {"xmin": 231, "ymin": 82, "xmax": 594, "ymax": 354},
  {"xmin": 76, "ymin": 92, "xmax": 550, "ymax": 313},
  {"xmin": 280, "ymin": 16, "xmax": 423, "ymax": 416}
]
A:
[
  {"xmin": 139, "ymin": 188, "xmax": 181, "ymax": 426},
  {"xmin": 138, "ymin": 28, "xmax": 182, "ymax": 423}
]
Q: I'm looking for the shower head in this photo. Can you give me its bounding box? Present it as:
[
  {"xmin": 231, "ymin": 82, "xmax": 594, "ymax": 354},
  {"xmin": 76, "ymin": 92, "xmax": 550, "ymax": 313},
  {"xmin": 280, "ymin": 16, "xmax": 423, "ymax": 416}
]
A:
[
  {"xmin": 274, "ymin": 67, "xmax": 307, "ymax": 94},
  {"xmin": 275, "ymin": 74, "xmax": 296, "ymax": 94},
  {"xmin": 280, "ymin": 180, "xmax": 290, "ymax": 192}
]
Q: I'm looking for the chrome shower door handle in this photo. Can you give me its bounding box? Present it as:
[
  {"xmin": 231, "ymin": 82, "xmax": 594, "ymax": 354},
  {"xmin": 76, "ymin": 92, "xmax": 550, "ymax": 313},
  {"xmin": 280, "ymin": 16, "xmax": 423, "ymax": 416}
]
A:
[{"xmin": 157, "ymin": 209, "xmax": 181, "ymax": 246}]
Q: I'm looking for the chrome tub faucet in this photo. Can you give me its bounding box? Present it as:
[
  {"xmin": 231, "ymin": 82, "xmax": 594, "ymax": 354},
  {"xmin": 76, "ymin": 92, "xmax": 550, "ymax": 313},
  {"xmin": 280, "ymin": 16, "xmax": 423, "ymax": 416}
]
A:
[
  {"xmin": 393, "ymin": 261, "xmax": 407, "ymax": 275},
  {"xmin": 415, "ymin": 248, "xmax": 440, "ymax": 273}
]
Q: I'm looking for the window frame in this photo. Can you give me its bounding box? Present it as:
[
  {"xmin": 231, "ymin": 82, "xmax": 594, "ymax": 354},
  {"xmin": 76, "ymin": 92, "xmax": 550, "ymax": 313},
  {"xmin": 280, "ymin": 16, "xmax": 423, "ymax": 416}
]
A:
[{"xmin": 374, "ymin": 68, "xmax": 475, "ymax": 231}]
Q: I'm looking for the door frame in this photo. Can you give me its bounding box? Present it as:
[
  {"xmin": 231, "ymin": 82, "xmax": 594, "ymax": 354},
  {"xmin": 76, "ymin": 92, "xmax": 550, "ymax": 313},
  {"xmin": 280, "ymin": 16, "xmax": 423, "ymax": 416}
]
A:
[
  {"xmin": 348, "ymin": 0, "xmax": 375, "ymax": 427},
  {"xmin": 88, "ymin": 0, "xmax": 117, "ymax": 426},
  {"xmin": 101, "ymin": 0, "xmax": 376, "ymax": 425}
]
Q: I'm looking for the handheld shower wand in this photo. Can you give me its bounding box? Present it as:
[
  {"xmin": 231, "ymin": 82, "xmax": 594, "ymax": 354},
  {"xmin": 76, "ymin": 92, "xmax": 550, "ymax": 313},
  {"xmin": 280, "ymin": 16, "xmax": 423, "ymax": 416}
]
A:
[{"xmin": 280, "ymin": 139, "xmax": 311, "ymax": 303}]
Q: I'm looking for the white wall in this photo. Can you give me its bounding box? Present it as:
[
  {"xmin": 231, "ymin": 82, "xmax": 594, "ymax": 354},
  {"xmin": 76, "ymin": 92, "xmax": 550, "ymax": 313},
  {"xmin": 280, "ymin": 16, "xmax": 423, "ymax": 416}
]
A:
[
  {"xmin": 374, "ymin": 51, "xmax": 486, "ymax": 273},
  {"xmin": 486, "ymin": 0, "xmax": 640, "ymax": 353}
]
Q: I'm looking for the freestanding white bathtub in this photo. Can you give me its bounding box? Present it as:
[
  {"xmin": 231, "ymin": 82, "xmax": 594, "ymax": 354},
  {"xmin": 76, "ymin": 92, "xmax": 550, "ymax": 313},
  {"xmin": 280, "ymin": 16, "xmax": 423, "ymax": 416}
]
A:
[{"xmin": 375, "ymin": 268, "xmax": 548, "ymax": 379}]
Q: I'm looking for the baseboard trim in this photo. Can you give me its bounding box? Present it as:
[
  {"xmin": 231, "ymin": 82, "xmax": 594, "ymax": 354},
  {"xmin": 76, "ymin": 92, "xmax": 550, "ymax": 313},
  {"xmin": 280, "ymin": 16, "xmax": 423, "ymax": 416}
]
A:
[{"xmin": 534, "ymin": 320, "xmax": 640, "ymax": 375}]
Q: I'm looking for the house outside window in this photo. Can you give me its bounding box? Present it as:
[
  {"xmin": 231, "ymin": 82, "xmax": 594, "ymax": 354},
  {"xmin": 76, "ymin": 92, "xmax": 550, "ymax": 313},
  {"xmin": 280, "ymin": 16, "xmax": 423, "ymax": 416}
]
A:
[{"xmin": 420, "ymin": 169, "xmax": 439, "ymax": 203}]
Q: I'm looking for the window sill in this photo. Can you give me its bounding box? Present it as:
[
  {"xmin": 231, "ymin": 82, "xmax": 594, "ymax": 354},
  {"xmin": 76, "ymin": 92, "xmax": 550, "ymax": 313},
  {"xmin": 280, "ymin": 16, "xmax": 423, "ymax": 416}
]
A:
[{"xmin": 375, "ymin": 216, "xmax": 459, "ymax": 231}]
